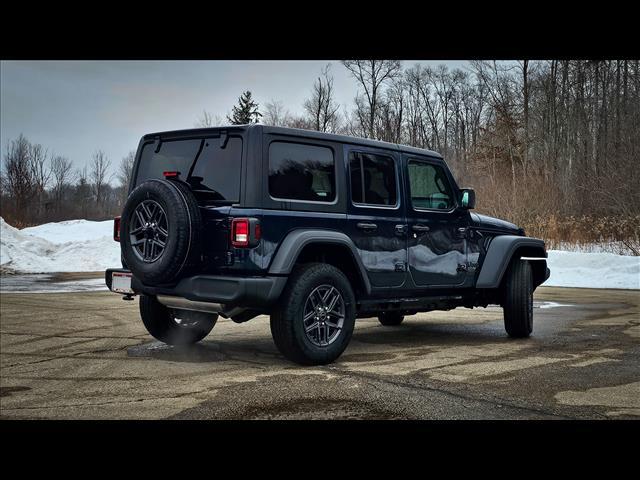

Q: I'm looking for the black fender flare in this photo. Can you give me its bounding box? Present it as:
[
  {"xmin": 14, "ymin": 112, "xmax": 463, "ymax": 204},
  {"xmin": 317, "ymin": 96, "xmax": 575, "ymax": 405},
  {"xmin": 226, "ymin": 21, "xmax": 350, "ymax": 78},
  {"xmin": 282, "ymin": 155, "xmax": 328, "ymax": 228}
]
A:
[
  {"xmin": 475, "ymin": 235, "xmax": 548, "ymax": 289},
  {"xmin": 268, "ymin": 229, "xmax": 372, "ymax": 295}
]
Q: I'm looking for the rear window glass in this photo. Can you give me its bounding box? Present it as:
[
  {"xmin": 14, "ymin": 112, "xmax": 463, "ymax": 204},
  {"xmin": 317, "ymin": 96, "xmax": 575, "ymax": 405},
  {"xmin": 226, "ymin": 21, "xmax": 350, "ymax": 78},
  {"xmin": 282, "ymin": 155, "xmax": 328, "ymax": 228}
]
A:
[
  {"xmin": 268, "ymin": 141, "xmax": 335, "ymax": 202},
  {"xmin": 135, "ymin": 139, "xmax": 202, "ymax": 185},
  {"xmin": 189, "ymin": 137, "xmax": 242, "ymax": 203},
  {"xmin": 135, "ymin": 136, "xmax": 243, "ymax": 203}
]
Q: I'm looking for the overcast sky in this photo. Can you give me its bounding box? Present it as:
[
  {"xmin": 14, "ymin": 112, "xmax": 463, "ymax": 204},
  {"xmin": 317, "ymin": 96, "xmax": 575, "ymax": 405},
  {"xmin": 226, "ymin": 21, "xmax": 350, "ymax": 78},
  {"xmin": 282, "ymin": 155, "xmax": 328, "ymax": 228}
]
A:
[{"xmin": 1, "ymin": 60, "xmax": 468, "ymax": 182}]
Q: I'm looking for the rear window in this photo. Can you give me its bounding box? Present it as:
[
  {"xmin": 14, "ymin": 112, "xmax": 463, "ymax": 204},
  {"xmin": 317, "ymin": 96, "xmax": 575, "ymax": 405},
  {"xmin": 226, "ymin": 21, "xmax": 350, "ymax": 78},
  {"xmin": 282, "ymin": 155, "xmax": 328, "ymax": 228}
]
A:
[
  {"xmin": 135, "ymin": 136, "xmax": 243, "ymax": 203},
  {"xmin": 189, "ymin": 137, "xmax": 242, "ymax": 203},
  {"xmin": 136, "ymin": 139, "xmax": 201, "ymax": 185},
  {"xmin": 268, "ymin": 141, "xmax": 335, "ymax": 202}
]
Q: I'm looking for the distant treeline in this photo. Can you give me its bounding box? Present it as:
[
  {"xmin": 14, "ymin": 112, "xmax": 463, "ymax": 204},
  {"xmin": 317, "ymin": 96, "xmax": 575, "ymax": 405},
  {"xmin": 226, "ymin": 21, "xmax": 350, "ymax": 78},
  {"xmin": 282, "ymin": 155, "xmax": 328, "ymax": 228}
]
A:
[
  {"xmin": 0, "ymin": 135, "xmax": 134, "ymax": 226},
  {"xmin": 2, "ymin": 60, "xmax": 639, "ymax": 253}
]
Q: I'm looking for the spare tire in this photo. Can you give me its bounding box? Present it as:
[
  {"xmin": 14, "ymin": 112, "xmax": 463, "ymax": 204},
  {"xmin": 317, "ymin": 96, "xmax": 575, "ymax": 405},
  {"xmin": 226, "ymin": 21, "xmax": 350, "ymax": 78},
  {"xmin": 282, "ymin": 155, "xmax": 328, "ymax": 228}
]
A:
[{"xmin": 120, "ymin": 179, "xmax": 202, "ymax": 285}]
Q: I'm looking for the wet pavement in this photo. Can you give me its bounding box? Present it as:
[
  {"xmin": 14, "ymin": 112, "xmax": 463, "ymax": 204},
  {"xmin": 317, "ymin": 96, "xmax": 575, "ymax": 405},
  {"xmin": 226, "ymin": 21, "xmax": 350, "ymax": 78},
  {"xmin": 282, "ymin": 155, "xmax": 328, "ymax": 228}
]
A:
[
  {"xmin": 0, "ymin": 272, "xmax": 106, "ymax": 293},
  {"xmin": 0, "ymin": 284, "xmax": 638, "ymax": 419}
]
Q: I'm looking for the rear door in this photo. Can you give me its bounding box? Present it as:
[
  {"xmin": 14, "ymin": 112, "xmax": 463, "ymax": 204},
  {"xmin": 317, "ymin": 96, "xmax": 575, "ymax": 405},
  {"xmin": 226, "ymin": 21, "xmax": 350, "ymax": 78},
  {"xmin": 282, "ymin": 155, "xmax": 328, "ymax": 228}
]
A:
[
  {"xmin": 345, "ymin": 146, "xmax": 407, "ymax": 289},
  {"xmin": 403, "ymin": 155, "xmax": 467, "ymax": 287},
  {"xmin": 132, "ymin": 133, "xmax": 245, "ymax": 272}
]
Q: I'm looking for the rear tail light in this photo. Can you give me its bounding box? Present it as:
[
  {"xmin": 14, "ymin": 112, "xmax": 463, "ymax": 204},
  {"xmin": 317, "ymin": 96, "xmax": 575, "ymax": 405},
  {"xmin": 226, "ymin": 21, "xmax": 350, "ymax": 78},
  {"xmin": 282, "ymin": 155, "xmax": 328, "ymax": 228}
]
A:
[
  {"xmin": 231, "ymin": 218, "xmax": 261, "ymax": 248},
  {"xmin": 114, "ymin": 216, "xmax": 121, "ymax": 242},
  {"xmin": 231, "ymin": 218, "xmax": 249, "ymax": 247}
]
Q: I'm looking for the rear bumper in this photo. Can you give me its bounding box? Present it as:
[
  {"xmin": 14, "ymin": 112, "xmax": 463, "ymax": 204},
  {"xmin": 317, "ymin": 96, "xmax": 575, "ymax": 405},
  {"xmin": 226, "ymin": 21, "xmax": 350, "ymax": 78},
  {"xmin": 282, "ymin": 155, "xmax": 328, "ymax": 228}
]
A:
[{"xmin": 105, "ymin": 268, "xmax": 287, "ymax": 309}]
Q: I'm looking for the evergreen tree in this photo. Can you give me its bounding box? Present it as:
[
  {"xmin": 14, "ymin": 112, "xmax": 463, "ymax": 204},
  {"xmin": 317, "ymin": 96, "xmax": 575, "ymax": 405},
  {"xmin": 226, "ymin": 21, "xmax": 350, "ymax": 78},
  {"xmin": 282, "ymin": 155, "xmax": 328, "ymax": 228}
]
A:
[{"xmin": 227, "ymin": 91, "xmax": 262, "ymax": 124}]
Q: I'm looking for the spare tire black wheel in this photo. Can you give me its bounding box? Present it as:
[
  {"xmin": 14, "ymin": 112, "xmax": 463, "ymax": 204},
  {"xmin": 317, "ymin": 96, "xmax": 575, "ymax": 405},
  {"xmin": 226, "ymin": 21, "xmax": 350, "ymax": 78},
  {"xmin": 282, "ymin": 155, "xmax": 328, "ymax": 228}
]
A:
[{"xmin": 120, "ymin": 179, "xmax": 202, "ymax": 285}]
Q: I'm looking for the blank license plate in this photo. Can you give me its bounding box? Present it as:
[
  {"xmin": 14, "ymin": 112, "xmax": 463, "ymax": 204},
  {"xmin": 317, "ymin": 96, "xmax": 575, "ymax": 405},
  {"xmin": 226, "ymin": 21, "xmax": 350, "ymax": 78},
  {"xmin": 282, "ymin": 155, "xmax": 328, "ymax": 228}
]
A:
[{"xmin": 112, "ymin": 272, "xmax": 133, "ymax": 294}]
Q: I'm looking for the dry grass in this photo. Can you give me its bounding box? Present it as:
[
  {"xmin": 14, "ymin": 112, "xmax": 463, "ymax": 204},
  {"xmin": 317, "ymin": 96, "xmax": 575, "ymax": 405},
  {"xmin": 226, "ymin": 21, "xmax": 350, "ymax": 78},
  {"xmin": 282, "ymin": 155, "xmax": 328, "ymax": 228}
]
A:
[{"xmin": 522, "ymin": 214, "xmax": 640, "ymax": 255}]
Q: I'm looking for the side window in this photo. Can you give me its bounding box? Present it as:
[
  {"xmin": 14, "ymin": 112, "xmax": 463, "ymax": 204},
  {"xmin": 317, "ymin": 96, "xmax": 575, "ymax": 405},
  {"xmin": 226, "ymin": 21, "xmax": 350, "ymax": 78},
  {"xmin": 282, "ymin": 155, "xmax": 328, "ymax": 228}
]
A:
[
  {"xmin": 349, "ymin": 152, "xmax": 397, "ymax": 206},
  {"xmin": 268, "ymin": 142, "xmax": 335, "ymax": 202},
  {"xmin": 408, "ymin": 160, "xmax": 455, "ymax": 210}
]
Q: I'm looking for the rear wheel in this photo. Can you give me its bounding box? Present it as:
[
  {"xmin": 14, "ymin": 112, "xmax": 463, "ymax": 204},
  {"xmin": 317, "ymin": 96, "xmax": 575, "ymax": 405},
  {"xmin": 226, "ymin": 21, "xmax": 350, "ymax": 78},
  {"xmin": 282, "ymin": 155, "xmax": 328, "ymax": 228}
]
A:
[
  {"xmin": 270, "ymin": 263, "xmax": 356, "ymax": 365},
  {"xmin": 139, "ymin": 294, "xmax": 217, "ymax": 345},
  {"xmin": 503, "ymin": 259, "xmax": 534, "ymax": 338},
  {"xmin": 377, "ymin": 311, "xmax": 405, "ymax": 326}
]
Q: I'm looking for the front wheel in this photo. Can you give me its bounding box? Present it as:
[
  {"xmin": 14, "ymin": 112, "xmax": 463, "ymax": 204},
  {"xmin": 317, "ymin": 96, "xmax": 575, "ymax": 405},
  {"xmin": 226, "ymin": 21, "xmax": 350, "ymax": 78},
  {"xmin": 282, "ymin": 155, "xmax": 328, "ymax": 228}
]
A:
[
  {"xmin": 270, "ymin": 263, "xmax": 356, "ymax": 365},
  {"xmin": 139, "ymin": 294, "xmax": 217, "ymax": 345},
  {"xmin": 503, "ymin": 259, "xmax": 533, "ymax": 338}
]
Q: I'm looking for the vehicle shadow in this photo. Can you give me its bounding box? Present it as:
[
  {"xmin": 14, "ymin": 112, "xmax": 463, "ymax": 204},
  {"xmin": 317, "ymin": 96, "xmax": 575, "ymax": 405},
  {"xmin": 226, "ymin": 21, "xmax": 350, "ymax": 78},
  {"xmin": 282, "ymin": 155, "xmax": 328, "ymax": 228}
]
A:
[{"xmin": 126, "ymin": 316, "xmax": 525, "ymax": 366}]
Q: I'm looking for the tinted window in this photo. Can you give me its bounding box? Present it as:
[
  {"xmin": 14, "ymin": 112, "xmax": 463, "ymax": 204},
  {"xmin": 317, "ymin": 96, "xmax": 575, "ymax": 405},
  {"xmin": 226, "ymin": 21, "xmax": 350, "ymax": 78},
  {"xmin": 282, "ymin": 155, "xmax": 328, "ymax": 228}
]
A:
[
  {"xmin": 349, "ymin": 152, "xmax": 397, "ymax": 206},
  {"xmin": 136, "ymin": 139, "xmax": 202, "ymax": 185},
  {"xmin": 135, "ymin": 136, "xmax": 243, "ymax": 204},
  {"xmin": 189, "ymin": 136, "xmax": 242, "ymax": 202},
  {"xmin": 269, "ymin": 142, "xmax": 335, "ymax": 202},
  {"xmin": 408, "ymin": 160, "xmax": 454, "ymax": 210}
]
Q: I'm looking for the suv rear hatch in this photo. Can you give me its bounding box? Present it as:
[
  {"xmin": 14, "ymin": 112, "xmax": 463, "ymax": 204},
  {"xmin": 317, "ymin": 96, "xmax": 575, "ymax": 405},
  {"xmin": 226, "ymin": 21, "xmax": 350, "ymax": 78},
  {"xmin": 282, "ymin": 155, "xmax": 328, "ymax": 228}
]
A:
[{"xmin": 131, "ymin": 129, "xmax": 245, "ymax": 272}]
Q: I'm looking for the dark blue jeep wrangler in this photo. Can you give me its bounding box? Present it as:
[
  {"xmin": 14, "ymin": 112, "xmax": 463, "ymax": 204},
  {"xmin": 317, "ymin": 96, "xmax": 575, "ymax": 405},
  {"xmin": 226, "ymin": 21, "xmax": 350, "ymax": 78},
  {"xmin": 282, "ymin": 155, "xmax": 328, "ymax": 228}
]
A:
[{"xmin": 106, "ymin": 125, "xmax": 550, "ymax": 365}]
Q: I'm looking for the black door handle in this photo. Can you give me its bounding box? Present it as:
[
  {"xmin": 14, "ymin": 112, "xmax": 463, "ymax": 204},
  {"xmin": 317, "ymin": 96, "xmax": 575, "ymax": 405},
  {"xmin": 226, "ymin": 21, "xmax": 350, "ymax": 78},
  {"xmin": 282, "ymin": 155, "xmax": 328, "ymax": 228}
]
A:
[
  {"xmin": 412, "ymin": 224, "xmax": 430, "ymax": 233},
  {"xmin": 357, "ymin": 222, "xmax": 378, "ymax": 231},
  {"xmin": 395, "ymin": 224, "xmax": 408, "ymax": 235}
]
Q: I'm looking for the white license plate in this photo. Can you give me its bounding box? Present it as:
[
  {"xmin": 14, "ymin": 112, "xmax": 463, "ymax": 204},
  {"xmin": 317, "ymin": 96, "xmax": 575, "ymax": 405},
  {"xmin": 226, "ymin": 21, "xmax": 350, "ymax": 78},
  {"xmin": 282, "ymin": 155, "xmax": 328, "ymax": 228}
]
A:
[{"xmin": 112, "ymin": 272, "xmax": 133, "ymax": 294}]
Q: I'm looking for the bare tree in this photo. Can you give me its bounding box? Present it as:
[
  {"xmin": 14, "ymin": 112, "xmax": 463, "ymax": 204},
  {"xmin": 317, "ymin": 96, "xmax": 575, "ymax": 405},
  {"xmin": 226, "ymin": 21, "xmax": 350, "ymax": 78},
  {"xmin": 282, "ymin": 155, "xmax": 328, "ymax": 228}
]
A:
[
  {"xmin": 303, "ymin": 64, "xmax": 341, "ymax": 132},
  {"xmin": 29, "ymin": 144, "xmax": 51, "ymax": 192},
  {"xmin": 50, "ymin": 155, "xmax": 74, "ymax": 210},
  {"xmin": 195, "ymin": 110, "xmax": 223, "ymax": 127},
  {"xmin": 74, "ymin": 165, "xmax": 91, "ymax": 219},
  {"xmin": 1, "ymin": 134, "xmax": 34, "ymax": 223},
  {"xmin": 342, "ymin": 60, "xmax": 402, "ymax": 139},
  {"xmin": 263, "ymin": 99, "xmax": 292, "ymax": 127},
  {"xmin": 90, "ymin": 150, "xmax": 112, "ymax": 209},
  {"xmin": 117, "ymin": 150, "xmax": 136, "ymax": 205}
]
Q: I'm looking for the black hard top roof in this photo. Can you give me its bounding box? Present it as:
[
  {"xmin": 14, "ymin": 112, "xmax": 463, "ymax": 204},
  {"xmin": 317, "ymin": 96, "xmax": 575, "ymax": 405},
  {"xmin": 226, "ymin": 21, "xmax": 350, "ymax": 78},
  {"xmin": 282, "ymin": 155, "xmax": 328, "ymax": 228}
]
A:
[{"xmin": 143, "ymin": 124, "xmax": 444, "ymax": 159}]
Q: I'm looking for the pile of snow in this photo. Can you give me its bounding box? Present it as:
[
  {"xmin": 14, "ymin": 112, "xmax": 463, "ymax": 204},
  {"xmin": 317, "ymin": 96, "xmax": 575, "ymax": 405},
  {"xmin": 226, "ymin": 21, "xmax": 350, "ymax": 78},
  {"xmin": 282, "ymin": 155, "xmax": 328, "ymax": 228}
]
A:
[
  {"xmin": 21, "ymin": 219, "xmax": 114, "ymax": 245},
  {"xmin": 545, "ymin": 250, "xmax": 639, "ymax": 290},
  {"xmin": 1, "ymin": 217, "xmax": 120, "ymax": 273}
]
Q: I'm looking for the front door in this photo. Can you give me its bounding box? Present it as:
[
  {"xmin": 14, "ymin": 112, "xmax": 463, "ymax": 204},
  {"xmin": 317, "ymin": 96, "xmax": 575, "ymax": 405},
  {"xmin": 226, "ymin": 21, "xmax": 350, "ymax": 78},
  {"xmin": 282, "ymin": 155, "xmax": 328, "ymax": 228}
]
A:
[
  {"xmin": 345, "ymin": 147, "xmax": 407, "ymax": 289},
  {"xmin": 404, "ymin": 156, "xmax": 467, "ymax": 287}
]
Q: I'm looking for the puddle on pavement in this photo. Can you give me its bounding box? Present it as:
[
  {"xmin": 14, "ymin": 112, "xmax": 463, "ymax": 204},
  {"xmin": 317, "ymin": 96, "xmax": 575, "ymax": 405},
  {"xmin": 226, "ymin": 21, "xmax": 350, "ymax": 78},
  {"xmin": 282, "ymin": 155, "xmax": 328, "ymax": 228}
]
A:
[
  {"xmin": 535, "ymin": 301, "xmax": 574, "ymax": 309},
  {"xmin": 127, "ymin": 341, "xmax": 227, "ymax": 362}
]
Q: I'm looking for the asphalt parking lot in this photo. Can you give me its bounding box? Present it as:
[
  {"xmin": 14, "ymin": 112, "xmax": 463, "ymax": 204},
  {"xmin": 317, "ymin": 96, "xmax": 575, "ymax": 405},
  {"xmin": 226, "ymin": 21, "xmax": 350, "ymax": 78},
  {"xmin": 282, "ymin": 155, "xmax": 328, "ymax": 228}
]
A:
[{"xmin": 1, "ymin": 284, "xmax": 638, "ymax": 419}]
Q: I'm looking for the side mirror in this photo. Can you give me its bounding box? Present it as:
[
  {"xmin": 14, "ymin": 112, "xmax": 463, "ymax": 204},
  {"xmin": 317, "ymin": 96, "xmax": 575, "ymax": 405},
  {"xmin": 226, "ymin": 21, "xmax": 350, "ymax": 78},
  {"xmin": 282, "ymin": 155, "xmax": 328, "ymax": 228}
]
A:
[{"xmin": 460, "ymin": 188, "xmax": 476, "ymax": 209}]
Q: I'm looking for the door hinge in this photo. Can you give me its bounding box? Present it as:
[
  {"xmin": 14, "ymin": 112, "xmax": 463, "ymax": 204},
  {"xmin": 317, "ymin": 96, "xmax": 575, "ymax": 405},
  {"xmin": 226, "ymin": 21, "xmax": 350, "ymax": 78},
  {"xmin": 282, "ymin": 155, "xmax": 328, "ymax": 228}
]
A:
[{"xmin": 394, "ymin": 262, "xmax": 406, "ymax": 272}]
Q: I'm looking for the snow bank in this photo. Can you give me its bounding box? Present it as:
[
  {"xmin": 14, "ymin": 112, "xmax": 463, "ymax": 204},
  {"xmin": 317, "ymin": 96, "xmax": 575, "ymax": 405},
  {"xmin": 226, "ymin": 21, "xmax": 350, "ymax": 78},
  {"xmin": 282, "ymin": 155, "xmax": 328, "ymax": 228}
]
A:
[
  {"xmin": 1, "ymin": 217, "xmax": 120, "ymax": 273},
  {"xmin": 545, "ymin": 250, "xmax": 640, "ymax": 290},
  {"xmin": 1, "ymin": 217, "xmax": 639, "ymax": 289},
  {"xmin": 21, "ymin": 219, "xmax": 114, "ymax": 244}
]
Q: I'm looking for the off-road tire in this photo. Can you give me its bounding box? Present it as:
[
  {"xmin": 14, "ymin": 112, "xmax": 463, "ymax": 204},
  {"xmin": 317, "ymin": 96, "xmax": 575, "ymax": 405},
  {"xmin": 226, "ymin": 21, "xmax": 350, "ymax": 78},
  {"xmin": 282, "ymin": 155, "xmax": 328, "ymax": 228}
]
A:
[
  {"xmin": 121, "ymin": 179, "xmax": 202, "ymax": 285},
  {"xmin": 139, "ymin": 294, "xmax": 216, "ymax": 345},
  {"xmin": 377, "ymin": 311, "xmax": 405, "ymax": 326},
  {"xmin": 503, "ymin": 259, "xmax": 533, "ymax": 338},
  {"xmin": 270, "ymin": 263, "xmax": 356, "ymax": 365}
]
